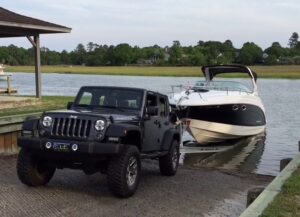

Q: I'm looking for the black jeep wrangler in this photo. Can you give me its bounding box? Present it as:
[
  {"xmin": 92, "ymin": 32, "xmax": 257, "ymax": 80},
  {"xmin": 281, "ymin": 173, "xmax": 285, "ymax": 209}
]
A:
[{"xmin": 17, "ymin": 86, "xmax": 181, "ymax": 198}]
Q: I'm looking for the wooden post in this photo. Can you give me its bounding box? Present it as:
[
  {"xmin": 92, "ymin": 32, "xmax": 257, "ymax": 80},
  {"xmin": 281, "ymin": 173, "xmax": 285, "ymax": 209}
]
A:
[
  {"xmin": 246, "ymin": 187, "xmax": 265, "ymax": 207},
  {"xmin": 34, "ymin": 35, "xmax": 42, "ymax": 99},
  {"xmin": 280, "ymin": 158, "xmax": 293, "ymax": 171},
  {"xmin": 6, "ymin": 75, "xmax": 11, "ymax": 94}
]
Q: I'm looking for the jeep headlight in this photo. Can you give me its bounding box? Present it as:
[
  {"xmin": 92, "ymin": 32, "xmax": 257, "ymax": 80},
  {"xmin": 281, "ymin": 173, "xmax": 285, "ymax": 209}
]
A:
[
  {"xmin": 95, "ymin": 120, "xmax": 105, "ymax": 131},
  {"xmin": 42, "ymin": 116, "xmax": 53, "ymax": 127}
]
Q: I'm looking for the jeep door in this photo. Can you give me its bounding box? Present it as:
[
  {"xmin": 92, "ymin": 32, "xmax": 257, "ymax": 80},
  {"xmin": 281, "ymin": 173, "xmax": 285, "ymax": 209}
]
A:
[
  {"xmin": 142, "ymin": 92, "xmax": 160, "ymax": 152},
  {"xmin": 157, "ymin": 95, "xmax": 171, "ymax": 150}
]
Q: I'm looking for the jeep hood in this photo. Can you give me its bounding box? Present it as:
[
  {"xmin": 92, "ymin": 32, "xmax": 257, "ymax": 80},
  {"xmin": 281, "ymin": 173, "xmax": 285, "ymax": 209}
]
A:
[{"xmin": 43, "ymin": 109, "xmax": 141, "ymax": 122}]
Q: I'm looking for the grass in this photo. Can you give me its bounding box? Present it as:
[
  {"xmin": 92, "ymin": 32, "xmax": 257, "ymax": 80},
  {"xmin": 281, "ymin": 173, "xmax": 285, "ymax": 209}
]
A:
[
  {"xmin": 262, "ymin": 167, "xmax": 300, "ymax": 217},
  {"xmin": 7, "ymin": 66, "xmax": 201, "ymax": 77},
  {"xmin": 0, "ymin": 96, "xmax": 74, "ymax": 117},
  {"xmin": 6, "ymin": 65, "xmax": 300, "ymax": 79}
]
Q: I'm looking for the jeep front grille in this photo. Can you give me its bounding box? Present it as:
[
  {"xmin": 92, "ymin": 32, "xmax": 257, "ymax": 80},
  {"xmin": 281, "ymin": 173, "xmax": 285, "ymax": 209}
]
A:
[{"xmin": 51, "ymin": 118, "xmax": 92, "ymax": 138}]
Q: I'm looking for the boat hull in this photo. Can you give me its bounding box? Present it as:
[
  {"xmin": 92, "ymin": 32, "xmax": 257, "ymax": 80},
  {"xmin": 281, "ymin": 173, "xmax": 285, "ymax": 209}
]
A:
[
  {"xmin": 186, "ymin": 119, "xmax": 266, "ymax": 144},
  {"xmin": 186, "ymin": 103, "xmax": 265, "ymax": 126},
  {"xmin": 178, "ymin": 103, "xmax": 266, "ymax": 145}
]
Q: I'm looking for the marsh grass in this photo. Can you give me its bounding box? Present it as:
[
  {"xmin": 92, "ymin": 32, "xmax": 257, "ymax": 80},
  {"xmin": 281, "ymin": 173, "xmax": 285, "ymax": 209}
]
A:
[
  {"xmin": 0, "ymin": 96, "xmax": 74, "ymax": 116},
  {"xmin": 6, "ymin": 65, "xmax": 300, "ymax": 79},
  {"xmin": 262, "ymin": 168, "xmax": 300, "ymax": 217}
]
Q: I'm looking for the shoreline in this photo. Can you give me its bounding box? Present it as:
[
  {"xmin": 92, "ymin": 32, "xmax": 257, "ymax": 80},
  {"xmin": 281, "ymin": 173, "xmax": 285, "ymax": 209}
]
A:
[{"xmin": 6, "ymin": 65, "xmax": 300, "ymax": 79}]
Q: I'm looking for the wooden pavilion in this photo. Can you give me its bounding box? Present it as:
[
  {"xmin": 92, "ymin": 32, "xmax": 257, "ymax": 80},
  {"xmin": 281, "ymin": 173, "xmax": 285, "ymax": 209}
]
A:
[{"xmin": 0, "ymin": 7, "xmax": 71, "ymax": 98}]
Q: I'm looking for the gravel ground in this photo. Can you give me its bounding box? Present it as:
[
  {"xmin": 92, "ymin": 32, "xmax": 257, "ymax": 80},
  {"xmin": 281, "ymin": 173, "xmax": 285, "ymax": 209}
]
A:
[{"xmin": 0, "ymin": 156, "xmax": 272, "ymax": 217}]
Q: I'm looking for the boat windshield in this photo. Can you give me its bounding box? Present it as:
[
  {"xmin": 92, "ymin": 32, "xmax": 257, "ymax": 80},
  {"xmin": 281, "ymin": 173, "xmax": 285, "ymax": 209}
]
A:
[{"xmin": 194, "ymin": 80, "xmax": 252, "ymax": 93}]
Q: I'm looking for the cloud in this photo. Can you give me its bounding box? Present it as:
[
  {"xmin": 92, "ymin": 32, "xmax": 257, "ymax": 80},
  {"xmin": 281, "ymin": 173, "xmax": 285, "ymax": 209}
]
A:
[{"xmin": 0, "ymin": 0, "xmax": 300, "ymax": 50}]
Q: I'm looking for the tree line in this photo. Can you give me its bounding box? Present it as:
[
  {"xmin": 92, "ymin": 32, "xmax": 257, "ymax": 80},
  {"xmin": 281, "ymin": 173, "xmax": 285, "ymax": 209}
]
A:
[{"xmin": 1, "ymin": 32, "xmax": 300, "ymax": 66}]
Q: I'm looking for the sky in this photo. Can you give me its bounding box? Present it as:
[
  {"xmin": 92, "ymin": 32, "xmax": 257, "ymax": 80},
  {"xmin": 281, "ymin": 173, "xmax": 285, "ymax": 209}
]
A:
[{"xmin": 1, "ymin": 0, "xmax": 300, "ymax": 51}]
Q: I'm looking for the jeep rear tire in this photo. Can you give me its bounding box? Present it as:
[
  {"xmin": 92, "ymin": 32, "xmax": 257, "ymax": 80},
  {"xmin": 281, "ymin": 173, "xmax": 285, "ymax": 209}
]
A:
[
  {"xmin": 17, "ymin": 148, "xmax": 56, "ymax": 186},
  {"xmin": 159, "ymin": 140, "xmax": 179, "ymax": 176},
  {"xmin": 107, "ymin": 145, "xmax": 141, "ymax": 198}
]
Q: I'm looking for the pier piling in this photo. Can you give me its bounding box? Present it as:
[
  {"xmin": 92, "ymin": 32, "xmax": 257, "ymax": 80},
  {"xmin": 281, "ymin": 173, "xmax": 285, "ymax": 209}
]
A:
[
  {"xmin": 280, "ymin": 158, "xmax": 293, "ymax": 171},
  {"xmin": 246, "ymin": 187, "xmax": 265, "ymax": 207}
]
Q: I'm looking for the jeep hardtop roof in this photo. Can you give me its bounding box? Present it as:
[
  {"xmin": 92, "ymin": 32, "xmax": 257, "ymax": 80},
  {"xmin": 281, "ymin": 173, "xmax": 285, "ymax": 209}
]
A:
[
  {"xmin": 79, "ymin": 86, "xmax": 146, "ymax": 92},
  {"xmin": 79, "ymin": 86, "xmax": 168, "ymax": 97}
]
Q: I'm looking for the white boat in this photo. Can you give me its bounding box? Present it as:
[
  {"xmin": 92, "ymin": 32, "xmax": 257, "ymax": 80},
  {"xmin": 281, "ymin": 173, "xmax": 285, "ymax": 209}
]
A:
[
  {"xmin": 169, "ymin": 65, "xmax": 266, "ymax": 145},
  {"xmin": 0, "ymin": 64, "xmax": 12, "ymax": 81}
]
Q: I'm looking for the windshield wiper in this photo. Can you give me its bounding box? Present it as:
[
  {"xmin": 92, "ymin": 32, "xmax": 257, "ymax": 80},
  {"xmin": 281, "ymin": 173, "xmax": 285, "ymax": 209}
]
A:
[
  {"xmin": 96, "ymin": 105, "xmax": 125, "ymax": 112},
  {"xmin": 73, "ymin": 104, "xmax": 90, "ymax": 108}
]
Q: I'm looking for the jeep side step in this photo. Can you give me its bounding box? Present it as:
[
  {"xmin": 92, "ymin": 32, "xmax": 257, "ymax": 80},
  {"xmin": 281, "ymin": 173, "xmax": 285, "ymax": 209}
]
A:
[{"xmin": 140, "ymin": 151, "xmax": 168, "ymax": 159}]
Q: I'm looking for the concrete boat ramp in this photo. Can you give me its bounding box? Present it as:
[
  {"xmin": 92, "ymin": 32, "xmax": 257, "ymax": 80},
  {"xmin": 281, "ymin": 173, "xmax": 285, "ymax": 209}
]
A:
[{"xmin": 0, "ymin": 155, "xmax": 272, "ymax": 217}]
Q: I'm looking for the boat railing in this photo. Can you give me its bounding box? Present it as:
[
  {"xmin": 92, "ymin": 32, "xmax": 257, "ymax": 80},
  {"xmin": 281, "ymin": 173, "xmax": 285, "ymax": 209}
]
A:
[
  {"xmin": 170, "ymin": 84, "xmax": 251, "ymax": 97},
  {"xmin": 169, "ymin": 84, "xmax": 191, "ymax": 97},
  {"xmin": 194, "ymin": 86, "xmax": 251, "ymax": 95}
]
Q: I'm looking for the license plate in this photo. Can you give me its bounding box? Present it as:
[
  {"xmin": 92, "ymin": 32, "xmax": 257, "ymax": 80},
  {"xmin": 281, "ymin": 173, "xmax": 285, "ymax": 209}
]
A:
[{"xmin": 52, "ymin": 142, "xmax": 70, "ymax": 152}]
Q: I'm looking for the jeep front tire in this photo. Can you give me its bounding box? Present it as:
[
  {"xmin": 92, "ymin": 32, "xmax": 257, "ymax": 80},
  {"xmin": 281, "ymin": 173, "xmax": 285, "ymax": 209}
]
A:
[
  {"xmin": 159, "ymin": 140, "xmax": 179, "ymax": 176},
  {"xmin": 17, "ymin": 148, "xmax": 56, "ymax": 186},
  {"xmin": 107, "ymin": 145, "xmax": 141, "ymax": 198}
]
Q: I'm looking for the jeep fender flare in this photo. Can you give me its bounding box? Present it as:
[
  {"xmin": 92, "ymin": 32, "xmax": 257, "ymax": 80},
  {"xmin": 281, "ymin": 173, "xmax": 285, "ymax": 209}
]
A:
[
  {"xmin": 22, "ymin": 117, "xmax": 40, "ymax": 131},
  {"xmin": 106, "ymin": 123, "xmax": 141, "ymax": 138},
  {"xmin": 161, "ymin": 129, "xmax": 181, "ymax": 151},
  {"xmin": 106, "ymin": 124, "xmax": 142, "ymax": 149}
]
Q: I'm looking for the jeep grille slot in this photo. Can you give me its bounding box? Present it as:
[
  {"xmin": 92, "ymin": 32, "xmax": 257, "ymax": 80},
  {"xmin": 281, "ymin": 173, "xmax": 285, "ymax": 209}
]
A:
[{"xmin": 51, "ymin": 118, "xmax": 91, "ymax": 138}]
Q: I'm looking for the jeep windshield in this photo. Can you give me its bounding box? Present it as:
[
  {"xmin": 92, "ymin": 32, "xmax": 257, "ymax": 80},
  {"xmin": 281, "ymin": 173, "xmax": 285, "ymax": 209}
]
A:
[{"xmin": 73, "ymin": 87, "xmax": 143, "ymax": 111}]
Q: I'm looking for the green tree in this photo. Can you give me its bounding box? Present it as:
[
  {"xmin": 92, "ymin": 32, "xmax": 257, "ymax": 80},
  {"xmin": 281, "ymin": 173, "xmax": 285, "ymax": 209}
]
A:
[
  {"xmin": 112, "ymin": 43, "xmax": 134, "ymax": 65},
  {"xmin": 220, "ymin": 40, "xmax": 235, "ymax": 64},
  {"xmin": 288, "ymin": 32, "xmax": 299, "ymax": 48},
  {"xmin": 169, "ymin": 40, "xmax": 182, "ymax": 65},
  {"xmin": 224, "ymin": 39, "xmax": 233, "ymax": 48},
  {"xmin": 264, "ymin": 55, "xmax": 277, "ymax": 65},
  {"xmin": 72, "ymin": 43, "xmax": 86, "ymax": 65},
  {"xmin": 238, "ymin": 42, "xmax": 263, "ymax": 65},
  {"xmin": 190, "ymin": 47, "xmax": 206, "ymax": 65},
  {"xmin": 6, "ymin": 45, "xmax": 31, "ymax": 65},
  {"xmin": 264, "ymin": 42, "xmax": 286, "ymax": 59},
  {"xmin": 86, "ymin": 42, "xmax": 99, "ymax": 52},
  {"xmin": 0, "ymin": 46, "xmax": 9, "ymax": 63},
  {"xmin": 61, "ymin": 50, "xmax": 70, "ymax": 64},
  {"xmin": 293, "ymin": 56, "xmax": 300, "ymax": 64}
]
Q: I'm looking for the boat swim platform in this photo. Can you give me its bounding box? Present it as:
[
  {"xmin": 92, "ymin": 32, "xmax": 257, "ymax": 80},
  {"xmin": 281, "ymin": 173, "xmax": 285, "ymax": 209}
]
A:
[
  {"xmin": 181, "ymin": 141, "xmax": 235, "ymax": 154},
  {"xmin": 180, "ymin": 139, "xmax": 245, "ymax": 154}
]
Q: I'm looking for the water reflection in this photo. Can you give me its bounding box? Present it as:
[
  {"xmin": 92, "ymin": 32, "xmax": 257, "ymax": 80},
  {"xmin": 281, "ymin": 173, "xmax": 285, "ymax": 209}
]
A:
[{"xmin": 181, "ymin": 134, "xmax": 266, "ymax": 174}]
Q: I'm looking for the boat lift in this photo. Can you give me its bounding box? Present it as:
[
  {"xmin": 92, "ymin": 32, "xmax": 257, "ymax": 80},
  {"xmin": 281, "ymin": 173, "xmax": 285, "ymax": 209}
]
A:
[
  {"xmin": 181, "ymin": 140, "xmax": 237, "ymax": 154},
  {"xmin": 177, "ymin": 120, "xmax": 237, "ymax": 154}
]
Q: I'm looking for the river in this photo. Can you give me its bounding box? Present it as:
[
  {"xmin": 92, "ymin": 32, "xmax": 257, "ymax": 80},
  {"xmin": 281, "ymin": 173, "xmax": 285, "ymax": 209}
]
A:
[{"xmin": 6, "ymin": 73, "xmax": 300, "ymax": 176}]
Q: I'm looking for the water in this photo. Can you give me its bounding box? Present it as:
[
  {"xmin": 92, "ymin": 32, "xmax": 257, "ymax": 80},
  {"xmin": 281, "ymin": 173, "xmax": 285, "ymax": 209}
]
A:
[{"xmin": 7, "ymin": 73, "xmax": 300, "ymax": 176}]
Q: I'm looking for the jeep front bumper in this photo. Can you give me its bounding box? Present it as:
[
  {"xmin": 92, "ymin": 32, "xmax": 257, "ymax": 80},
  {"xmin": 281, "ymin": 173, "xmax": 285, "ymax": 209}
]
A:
[{"xmin": 18, "ymin": 137, "xmax": 124, "ymax": 154}]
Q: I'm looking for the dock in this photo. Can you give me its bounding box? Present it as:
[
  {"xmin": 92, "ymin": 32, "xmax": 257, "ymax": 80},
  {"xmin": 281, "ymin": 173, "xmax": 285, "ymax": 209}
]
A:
[
  {"xmin": 0, "ymin": 75, "xmax": 17, "ymax": 95},
  {"xmin": 0, "ymin": 88, "xmax": 17, "ymax": 94}
]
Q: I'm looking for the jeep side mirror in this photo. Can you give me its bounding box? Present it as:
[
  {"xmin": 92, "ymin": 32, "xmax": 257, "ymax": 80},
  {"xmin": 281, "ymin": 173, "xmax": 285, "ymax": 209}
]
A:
[
  {"xmin": 169, "ymin": 111, "xmax": 178, "ymax": 124},
  {"xmin": 67, "ymin": 102, "xmax": 73, "ymax": 110},
  {"xmin": 147, "ymin": 106, "xmax": 158, "ymax": 116}
]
